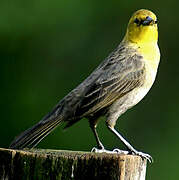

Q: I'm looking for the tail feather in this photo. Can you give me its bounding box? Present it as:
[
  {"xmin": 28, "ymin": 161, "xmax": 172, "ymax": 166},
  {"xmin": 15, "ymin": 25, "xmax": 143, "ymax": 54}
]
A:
[{"xmin": 9, "ymin": 118, "xmax": 62, "ymax": 149}]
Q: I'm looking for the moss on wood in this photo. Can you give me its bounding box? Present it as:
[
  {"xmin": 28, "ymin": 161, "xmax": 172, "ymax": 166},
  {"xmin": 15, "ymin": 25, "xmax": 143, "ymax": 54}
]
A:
[{"xmin": 0, "ymin": 148, "xmax": 146, "ymax": 180}]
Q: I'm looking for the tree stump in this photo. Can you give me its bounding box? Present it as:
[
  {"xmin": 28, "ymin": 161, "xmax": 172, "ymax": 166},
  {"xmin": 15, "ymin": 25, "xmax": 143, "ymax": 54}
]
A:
[{"xmin": 0, "ymin": 148, "xmax": 147, "ymax": 180}]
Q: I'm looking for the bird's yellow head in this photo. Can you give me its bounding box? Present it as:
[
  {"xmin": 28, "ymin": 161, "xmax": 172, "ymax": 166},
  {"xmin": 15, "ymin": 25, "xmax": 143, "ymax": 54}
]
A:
[{"xmin": 124, "ymin": 9, "xmax": 158, "ymax": 44}]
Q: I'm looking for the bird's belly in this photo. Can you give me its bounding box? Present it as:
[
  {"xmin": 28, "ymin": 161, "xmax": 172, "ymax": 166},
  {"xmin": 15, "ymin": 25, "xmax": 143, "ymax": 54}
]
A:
[
  {"xmin": 126, "ymin": 85, "xmax": 151, "ymax": 107},
  {"xmin": 123, "ymin": 68, "xmax": 156, "ymax": 109},
  {"xmin": 108, "ymin": 67, "xmax": 157, "ymax": 119},
  {"xmin": 128, "ymin": 60, "xmax": 159, "ymax": 106}
]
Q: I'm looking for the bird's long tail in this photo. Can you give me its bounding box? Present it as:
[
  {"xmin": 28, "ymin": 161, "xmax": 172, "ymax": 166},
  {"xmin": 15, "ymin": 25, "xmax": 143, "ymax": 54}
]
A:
[{"xmin": 9, "ymin": 117, "xmax": 62, "ymax": 149}]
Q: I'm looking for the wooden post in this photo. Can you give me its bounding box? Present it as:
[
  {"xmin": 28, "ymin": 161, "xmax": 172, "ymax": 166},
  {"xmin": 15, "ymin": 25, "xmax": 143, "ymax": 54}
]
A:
[{"xmin": 0, "ymin": 148, "xmax": 147, "ymax": 180}]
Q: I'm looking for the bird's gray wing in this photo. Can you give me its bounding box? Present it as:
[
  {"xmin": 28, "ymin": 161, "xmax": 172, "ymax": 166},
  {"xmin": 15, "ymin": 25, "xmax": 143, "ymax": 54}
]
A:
[
  {"xmin": 78, "ymin": 55, "xmax": 145, "ymax": 117},
  {"xmin": 62, "ymin": 47, "xmax": 145, "ymax": 128},
  {"xmin": 40, "ymin": 45, "xmax": 145, "ymax": 126}
]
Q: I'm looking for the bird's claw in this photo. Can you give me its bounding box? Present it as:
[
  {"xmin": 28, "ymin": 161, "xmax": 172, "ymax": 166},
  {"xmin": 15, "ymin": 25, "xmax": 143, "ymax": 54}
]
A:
[
  {"xmin": 91, "ymin": 147, "xmax": 153, "ymax": 163},
  {"xmin": 91, "ymin": 147, "xmax": 120, "ymax": 154},
  {"xmin": 113, "ymin": 148, "xmax": 129, "ymax": 155},
  {"xmin": 130, "ymin": 150, "xmax": 153, "ymax": 163},
  {"xmin": 91, "ymin": 147, "xmax": 100, "ymax": 152},
  {"xmin": 91, "ymin": 147, "xmax": 113, "ymax": 153},
  {"xmin": 113, "ymin": 148, "xmax": 153, "ymax": 163},
  {"xmin": 91, "ymin": 147, "xmax": 128, "ymax": 155}
]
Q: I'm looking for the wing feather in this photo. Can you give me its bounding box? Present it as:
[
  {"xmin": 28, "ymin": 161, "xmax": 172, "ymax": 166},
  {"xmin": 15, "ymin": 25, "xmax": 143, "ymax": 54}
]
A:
[
  {"xmin": 74, "ymin": 57, "xmax": 145, "ymax": 117},
  {"xmin": 62, "ymin": 44, "xmax": 145, "ymax": 128}
]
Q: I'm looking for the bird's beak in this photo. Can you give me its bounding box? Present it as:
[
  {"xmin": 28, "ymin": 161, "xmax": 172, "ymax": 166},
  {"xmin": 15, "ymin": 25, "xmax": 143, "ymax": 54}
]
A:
[{"xmin": 142, "ymin": 16, "xmax": 154, "ymax": 26}]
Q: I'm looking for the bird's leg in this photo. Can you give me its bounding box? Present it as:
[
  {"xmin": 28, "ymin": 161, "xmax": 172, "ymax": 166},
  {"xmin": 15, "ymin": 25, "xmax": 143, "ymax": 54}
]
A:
[
  {"xmin": 89, "ymin": 122, "xmax": 105, "ymax": 151},
  {"xmin": 106, "ymin": 122, "xmax": 153, "ymax": 163},
  {"xmin": 89, "ymin": 121, "xmax": 128, "ymax": 154}
]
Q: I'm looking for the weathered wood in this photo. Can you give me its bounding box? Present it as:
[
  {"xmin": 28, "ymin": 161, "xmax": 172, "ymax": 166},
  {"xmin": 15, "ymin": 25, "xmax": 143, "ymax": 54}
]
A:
[{"xmin": 0, "ymin": 148, "xmax": 147, "ymax": 180}]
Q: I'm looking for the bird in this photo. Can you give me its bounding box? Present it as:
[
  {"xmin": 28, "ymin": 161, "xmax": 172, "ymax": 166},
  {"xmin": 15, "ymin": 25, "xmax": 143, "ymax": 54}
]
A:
[{"xmin": 9, "ymin": 9, "xmax": 160, "ymax": 163}]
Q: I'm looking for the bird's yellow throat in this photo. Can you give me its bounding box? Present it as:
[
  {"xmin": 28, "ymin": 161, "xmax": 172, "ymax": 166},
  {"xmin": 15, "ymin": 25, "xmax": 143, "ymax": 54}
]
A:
[{"xmin": 122, "ymin": 9, "xmax": 160, "ymax": 68}]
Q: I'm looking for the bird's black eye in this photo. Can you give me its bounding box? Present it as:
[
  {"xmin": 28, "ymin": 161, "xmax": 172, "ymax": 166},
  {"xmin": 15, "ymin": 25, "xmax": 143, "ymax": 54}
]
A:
[
  {"xmin": 155, "ymin": 20, "xmax": 158, "ymax": 24},
  {"xmin": 134, "ymin": 18, "xmax": 140, "ymax": 24}
]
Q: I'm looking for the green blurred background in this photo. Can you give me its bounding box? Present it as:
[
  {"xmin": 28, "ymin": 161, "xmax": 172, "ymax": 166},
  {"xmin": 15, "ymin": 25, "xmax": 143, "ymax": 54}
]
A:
[{"xmin": 0, "ymin": 0, "xmax": 178, "ymax": 179}]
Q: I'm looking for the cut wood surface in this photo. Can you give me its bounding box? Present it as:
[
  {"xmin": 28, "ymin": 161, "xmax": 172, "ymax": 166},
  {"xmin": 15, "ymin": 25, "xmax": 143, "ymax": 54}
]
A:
[{"xmin": 0, "ymin": 148, "xmax": 147, "ymax": 180}]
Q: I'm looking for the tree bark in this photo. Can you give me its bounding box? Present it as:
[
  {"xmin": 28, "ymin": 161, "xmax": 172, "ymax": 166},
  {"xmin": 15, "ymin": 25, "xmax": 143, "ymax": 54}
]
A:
[{"xmin": 0, "ymin": 148, "xmax": 147, "ymax": 180}]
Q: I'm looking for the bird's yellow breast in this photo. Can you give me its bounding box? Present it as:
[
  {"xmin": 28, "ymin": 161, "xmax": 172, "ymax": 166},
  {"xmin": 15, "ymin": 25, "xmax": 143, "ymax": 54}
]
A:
[
  {"xmin": 122, "ymin": 9, "xmax": 160, "ymax": 88},
  {"xmin": 138, "ymin": 42, "xmax": 160, "ymax": 67},
  {"xmin": 120, "ymin": 41, "xmax": 160, "ymax": 108},
  {"xmin": 138, "ymin": 42, "xmax": 160, "ymax": 87}
]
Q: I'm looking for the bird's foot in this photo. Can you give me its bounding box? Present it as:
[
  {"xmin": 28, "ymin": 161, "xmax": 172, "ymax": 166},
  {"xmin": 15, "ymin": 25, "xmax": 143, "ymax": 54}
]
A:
[
  {"xmin": 112, "ymin": 148, "xmax": 153, "ymax": 163},
  {"xmin": 112, "ymin": 148, "xmax": 130, "ymax": 155},
  {"xmin": 130, "ymin": 149, "xmax": 153, "ymax": 163},
  {"xmin": 91, "ymin": 147, "xmax": 152, "ymax": 162},
  {"xmin": 91, "ymin": 147, "xmax": 114, "ymax": 153},
  {"xmin": 91, "ymin": 147, "xmax": 128, "ymax": 154}
]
